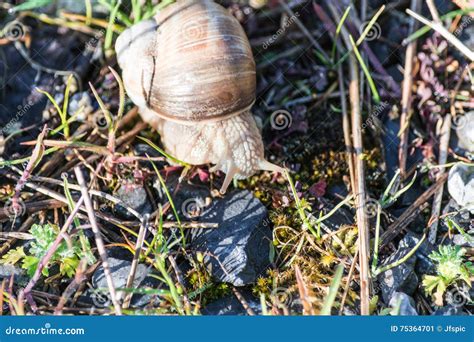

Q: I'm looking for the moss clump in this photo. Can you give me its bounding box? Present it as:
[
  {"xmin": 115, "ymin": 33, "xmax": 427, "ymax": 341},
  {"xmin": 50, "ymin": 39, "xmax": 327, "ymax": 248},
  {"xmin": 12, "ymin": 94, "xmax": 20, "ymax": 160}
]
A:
[{"xmin": 186, "ymin": 255, "xmax": 231, "ymax": 306}]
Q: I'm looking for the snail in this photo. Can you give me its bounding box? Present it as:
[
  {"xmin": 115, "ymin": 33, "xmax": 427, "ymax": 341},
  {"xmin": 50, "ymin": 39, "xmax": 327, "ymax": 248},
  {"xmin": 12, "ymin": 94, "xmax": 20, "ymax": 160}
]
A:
[{"xmin": 115, "ymin": 0, "xmax": 283, "ymax": 193}]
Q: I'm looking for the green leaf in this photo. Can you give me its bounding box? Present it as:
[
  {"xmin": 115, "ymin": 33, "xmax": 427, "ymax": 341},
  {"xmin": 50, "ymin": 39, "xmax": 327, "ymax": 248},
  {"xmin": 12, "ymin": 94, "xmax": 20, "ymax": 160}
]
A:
[
  {"xmin": 369, "ymin": 295, "xmax": 379, "ymax": 315},
  {"xmin": 22, "ymin": 255, "xmax": 43, "ymax": 277},
  {"xmin": 11, "ymin": 0, "xmax": 53, "ymax": 12},
  {"xmin": 60, "ymin": 256, "xmax": 80, "ymax": 278},
  {"xmin": 422, "ymin": 275, "xmax": 442, "ymax": 295},
  {"xmin": 29, "ymin": 223, "xmax": 57, "ymax": 258},
  {"xmin": 0, "ymin": 247, "xmax": 26, "ymax": 265}
]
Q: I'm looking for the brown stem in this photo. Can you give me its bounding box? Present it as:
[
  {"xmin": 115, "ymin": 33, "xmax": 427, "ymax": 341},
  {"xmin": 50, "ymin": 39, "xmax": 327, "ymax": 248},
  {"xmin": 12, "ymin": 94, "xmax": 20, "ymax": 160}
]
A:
[
  {"xmin": 74, "ymin": 166, "xmax": 122, "ymax": 315},
  {"xmin": 398, "ymin": 0, "xmax": 422, "ymax": 177}
]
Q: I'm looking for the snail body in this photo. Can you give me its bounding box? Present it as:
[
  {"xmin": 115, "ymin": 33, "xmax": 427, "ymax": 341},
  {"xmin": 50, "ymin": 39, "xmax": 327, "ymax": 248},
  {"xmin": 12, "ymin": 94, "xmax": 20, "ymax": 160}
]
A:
[{"xmin": 116, "ymin": 0, "xmax": 282, "ymax": 192}]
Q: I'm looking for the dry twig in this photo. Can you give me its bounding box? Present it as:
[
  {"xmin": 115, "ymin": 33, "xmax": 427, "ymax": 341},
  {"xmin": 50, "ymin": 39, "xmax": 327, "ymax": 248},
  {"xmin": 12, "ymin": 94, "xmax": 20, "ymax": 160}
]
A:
[
  {"xmin": 398, "ymin": 0, "xmax": 422, "ymax": 177},
  {"xmin": 74, "ymin": 166, "xmax": 122, "ymax": 315}
]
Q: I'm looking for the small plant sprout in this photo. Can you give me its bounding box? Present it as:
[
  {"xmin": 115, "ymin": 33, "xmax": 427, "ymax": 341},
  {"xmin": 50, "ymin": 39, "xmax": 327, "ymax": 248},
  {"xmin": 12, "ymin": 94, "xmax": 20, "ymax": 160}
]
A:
[
  {"xmin": 0, "ymin": 223, "xmax": 94, "ymax": 278},
  {"xmin": 371, "ymin": 169, "xmax": 419, "ymax": 277},
  {"xmin": 422, "ymin": 245, "xmax": 474, "ymax": 306}
]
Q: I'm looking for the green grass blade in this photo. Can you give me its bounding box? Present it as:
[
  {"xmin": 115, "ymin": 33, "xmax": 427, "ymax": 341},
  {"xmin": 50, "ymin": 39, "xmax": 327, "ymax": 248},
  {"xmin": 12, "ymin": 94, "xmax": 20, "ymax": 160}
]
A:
[
  {"xmin": 104, "ymin": 0, "xmax": 121, "ymax": 51},
  {"xmin": 138, "ymin": 136, "xmax": 189, "ymax": 166},
  {"xmin": 10, "ymin": 0, "xmax": 53, "ymax": 12},
  {"xmin": 334, "ymin": 5, "xmax": 385, "ymax": 68},
  {"xmin": 108, "ymin": 67, "xmax": 125, "ymax": 132},
  {"xmin": 148, "ymin": 157, "xmax": 186, "ymax": 246},
  {"xmin": 349, "ymin": 35, "xmax": 380, "ymax": 103},
  {"xmin": 284, "ymin": 170, "xmax": 318, "ymax": 238},
  {"xmin": 320, "ymin": 264, "xmax": 344, "ymax": 315},
  {"xmin": 332, "ymin": 5, "xmax": 351, "ymax": 61}
]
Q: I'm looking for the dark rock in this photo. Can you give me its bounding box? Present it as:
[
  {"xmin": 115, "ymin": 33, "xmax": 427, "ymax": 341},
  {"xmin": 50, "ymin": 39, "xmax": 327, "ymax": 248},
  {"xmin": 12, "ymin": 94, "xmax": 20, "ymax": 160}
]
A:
[
  {"xmin": 382, "ymin": 117, "xmax": 423, "ymax": 182},
  {"xmin": 187, "ymin": 190, "xmax": 271, "ymax": 286},
  {"xmin": 409, "ymin": 231, "xmax": 437, "ymax": 276},
  {"xmin": 93, "ymin": 258, "xmax": 151, "ymax": 289},
  {"xmin": 327, "ymin": 183, "xmax": 349, "ymax": 199},
  {"xmin": 458, "ymin": 18, "xmax": 474, "ymax": 51},
  {"xmin": 105, "ymin": 246, "xmax": 134, "ymax": 261},
  {"xmin": 114, "ymin": 183, "xmax": 152, "ymax": 219},
  {"xmin": 389, "ymin": 292, "xmax": 418, "ymax": 315},
  {"xmin": 91, "ymin": 257, "xmax": 161, "ymax": 308},
  {"xmin": 415, "ymin": 253, "xmax": 436, "ymax": 276},
  {"xmin": 385, "ymin": 65, "xmax": 404, "ymax": 83},
  {"xmin": 432, "ymin": 305, "xmax": 467, "ymax": 316},
  {"xmin": 378, "ymin": 233, "xmax": 420, "ymax": 303},
  {"xmin": 0, "ymin": 264, "xmax": 28, "ymax": 285},
  {"xmin": 202, "ymin": 291, "xmax": 261, "ymax": 315},
  {"xmin": 132, "ymin": 143, "xmax": 169, "ymax": 171}
]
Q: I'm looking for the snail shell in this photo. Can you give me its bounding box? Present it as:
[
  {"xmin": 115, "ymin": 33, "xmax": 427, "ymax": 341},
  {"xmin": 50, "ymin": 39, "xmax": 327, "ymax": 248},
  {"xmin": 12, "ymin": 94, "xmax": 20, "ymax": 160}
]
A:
[{"xmin": 116, "ymin": 0, "xmax": 282, "ymax": 193}]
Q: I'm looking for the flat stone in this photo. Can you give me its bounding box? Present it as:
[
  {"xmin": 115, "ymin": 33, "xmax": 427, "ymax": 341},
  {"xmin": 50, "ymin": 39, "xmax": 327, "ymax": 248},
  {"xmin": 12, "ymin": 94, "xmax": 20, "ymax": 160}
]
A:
[
  {"xmin": 91, "ymin": 257, "xmax": 160, "ymax": 308},
  {"xmin": 378, "ymin": 233, "xmax": 420, "ymax": 303},
  {"xmin": 389, "ymin": 292, "xmax": 418, "ymax": 315},
  {"xmin": 114, "ymin": 183, "xmax": 152, "ymax": 219},
  {"xmin": 188, "ymin": 190, "xmax": 271, "ymax": 286}
]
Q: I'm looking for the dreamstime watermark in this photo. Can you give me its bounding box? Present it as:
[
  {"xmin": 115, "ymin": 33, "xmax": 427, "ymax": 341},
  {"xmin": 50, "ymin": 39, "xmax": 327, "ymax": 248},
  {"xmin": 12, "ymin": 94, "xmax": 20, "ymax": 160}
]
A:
[
  {"xmin": 452, "ymin": 111, "xmax": 472, "ymax": 130},
  {"xmin": 2, "ymin": 20, "xmax": 26, "ymax": 42},
  {"xmin": 3, "ymin": 198, "xmax": 26, "ymax": 222},
  {"xmin": 85, "ymin": 29, "xmax": 105, "ymax": 50},
  {"xmin": 270, "ymin": 109, "xmax": 293, "ymax": 130},
  {"xmin": 92, "ymin": 111, "xmax": 112, "ymax": 131},
  {"xmin": 359, "ymin": 21, "xmax": 382, "ymax": 41},
  {"xmin": 446, "ymin": 287, "xmax": 472, "ymax": 307},
  {"xmin": 4, "ymin": 323, "xmax": 85, "ymax": 336},
  {"xmin": 362, "ymin": 101, "xmax": 389, "ymax": 130},
  {"xmin": 91, "ymin": 289, "xmax": 112, "ymax": 308},
  {"xmin": 1, "ymin": 101, "xmax": 34, "ymax": 135},
  {"xmin": 262, "ymin": 13, "xmax": 300, "ymax": 50},
  {"xmin": 453, "ymin": 15, "xmax": 473, "ymax": 36},
  {"xmin": 271, "ymin": 286, "xmax": 294, "ymax": 308},
  {"xmin": 358, "ymin": 197, "xmax": 389, "ymax": 221},
  {"xmin": 181, "ymin": 197, "xmax": 207, "ymax": 219},
  {"xmin": 181, "ymin": 18, "xmax": 206, "ymax": 42}
]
